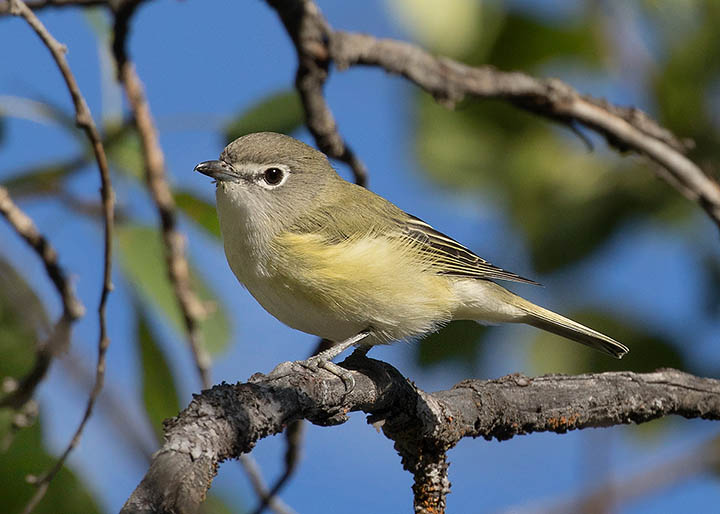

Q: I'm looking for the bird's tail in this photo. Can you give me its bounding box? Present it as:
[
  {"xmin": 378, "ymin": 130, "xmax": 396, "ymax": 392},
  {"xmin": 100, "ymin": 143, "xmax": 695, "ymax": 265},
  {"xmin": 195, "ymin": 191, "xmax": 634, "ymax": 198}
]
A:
[{"xmin": 519, "ymin": 300, "xmax": 628, "ymax": 359}]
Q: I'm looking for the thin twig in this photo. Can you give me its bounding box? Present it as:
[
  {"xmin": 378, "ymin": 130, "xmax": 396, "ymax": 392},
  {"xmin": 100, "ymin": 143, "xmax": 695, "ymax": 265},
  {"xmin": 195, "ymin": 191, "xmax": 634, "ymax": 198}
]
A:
[
  {"xmin": 525, "ymin": 434, "xmax": 720, "ymax": 514},
  {"xmin": 8, "ymin": 1, "xmax": 114, "ymax": 514},
  {"xmin": 0, "ymin": 186, "xmax": 84, "ymax": 320},
  {"xmin": 240, "ymin": 456, "xmax": 297, "ymax": 514},
  {"xmin": 0, "ymin": 186, "xmax": 83, "ymax": 409},
  {"xmin": 0, "ymin": 0, "xmax": 108, "ymax": 14},
  {"xmin": 115, "ymin": 61, "xmax": 211, "ymax": 389},
  {"xmin": 266, "ymin": 0, "xmax": 369, "ymax": 187}
]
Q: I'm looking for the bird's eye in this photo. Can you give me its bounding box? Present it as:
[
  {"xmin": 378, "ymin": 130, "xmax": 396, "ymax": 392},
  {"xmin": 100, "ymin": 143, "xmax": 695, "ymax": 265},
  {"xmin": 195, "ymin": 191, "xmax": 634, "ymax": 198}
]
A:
[{"xmin": 262, "ymin": 167, "xmax": 284, "ymax": 186}]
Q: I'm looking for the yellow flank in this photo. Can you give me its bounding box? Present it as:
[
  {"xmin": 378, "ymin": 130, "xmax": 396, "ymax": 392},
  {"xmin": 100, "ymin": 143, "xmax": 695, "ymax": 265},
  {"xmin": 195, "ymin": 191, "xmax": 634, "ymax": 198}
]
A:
[{"xmin": 270, "ymin": 230, "xmax": 457, "ymax": 342}]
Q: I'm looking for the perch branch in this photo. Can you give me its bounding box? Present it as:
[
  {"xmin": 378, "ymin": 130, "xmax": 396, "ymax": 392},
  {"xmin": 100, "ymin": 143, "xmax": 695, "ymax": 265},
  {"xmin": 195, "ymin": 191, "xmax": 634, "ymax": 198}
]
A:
[
  {"xmin": 120, "ymin": 355, "xmax": 720, "ymax": 514},
  {"xmin": 251, "ymin": 338, "xmax": 331, "ymax": 514}
]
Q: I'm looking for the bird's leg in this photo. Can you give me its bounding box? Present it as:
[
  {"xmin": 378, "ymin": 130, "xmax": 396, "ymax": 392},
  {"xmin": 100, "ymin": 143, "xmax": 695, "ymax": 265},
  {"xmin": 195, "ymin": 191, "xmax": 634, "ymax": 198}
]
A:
[
  {"xmin": 308, "ymin": 330, "xmax": 372, "ymax": 363},
  {"xmin": 264, "ymin": 330, "xmax": 372, "ymax": 393},
  {"xmin": 300, "ymin": 330, "xmax": 372, "ymax": 393}
]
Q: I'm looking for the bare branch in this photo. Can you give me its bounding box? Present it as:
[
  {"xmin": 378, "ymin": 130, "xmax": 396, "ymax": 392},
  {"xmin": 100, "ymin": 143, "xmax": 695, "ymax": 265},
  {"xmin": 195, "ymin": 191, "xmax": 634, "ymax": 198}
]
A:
[
  {"xmin": 120, "ymin": 356, "xmax": 720, "ymax": 514},
  {"xmin": 240, "ymin": 455, "xmax": 297, "ymax": 514},
  {"xmin": 109, "ymin": 0, "xmax": 210, "ymax": 391},
  {"xmin": 7, "ymin": 1, "xmax": 115, "ymax": 513},
  {"xmin": 266, "ymin": 0, "xmax": 720, "ymax": 227},
  {"xmin": 328, "ymin": 31, "xmax": 720, "ymax": 228},
  {"xmin": 0, "ymin": 186, "xmax": 82, "ymax": 410},
  {"xmin": 0, "ymin": 0, "xmax": 109, "ymax": 14},
  {"xmin": 0, "ymin": 187, "xmax": 84, "ymax": 321},
  {"xmin": 114, "ymin": 60, "xmax": 211, "ymax": 388},
  {"xmin": 529, "ymin": 435, "xmax": 720, "ymax": 514},
  {"xmin": 266, "ymin": 0, "xmax": 369, "ymax": 186}
]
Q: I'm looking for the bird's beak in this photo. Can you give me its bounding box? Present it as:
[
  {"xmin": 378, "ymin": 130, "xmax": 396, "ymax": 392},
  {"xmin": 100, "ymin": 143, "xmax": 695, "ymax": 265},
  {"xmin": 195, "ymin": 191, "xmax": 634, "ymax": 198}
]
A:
[{"xmin": 194, "ymin": 160, "xmax": 240, "ymax": 182}]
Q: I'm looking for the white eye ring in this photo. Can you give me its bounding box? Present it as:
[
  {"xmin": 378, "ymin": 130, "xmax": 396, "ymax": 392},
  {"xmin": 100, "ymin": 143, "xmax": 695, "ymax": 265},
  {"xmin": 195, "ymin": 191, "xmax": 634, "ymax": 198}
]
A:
[{"xmin": 258, "ymin": 166, "xmax": 289, "ymax": 189}]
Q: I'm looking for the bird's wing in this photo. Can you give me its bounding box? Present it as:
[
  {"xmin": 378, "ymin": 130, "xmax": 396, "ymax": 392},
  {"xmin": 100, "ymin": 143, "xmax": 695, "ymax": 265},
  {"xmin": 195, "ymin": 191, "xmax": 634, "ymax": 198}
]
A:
[
  {"xmin": 395, "ymin": 214, "xmax": 540, "ymax": 285},
  {"xmin": 289, "ymin": 182, "xmax": 538, "ymax": 285}
]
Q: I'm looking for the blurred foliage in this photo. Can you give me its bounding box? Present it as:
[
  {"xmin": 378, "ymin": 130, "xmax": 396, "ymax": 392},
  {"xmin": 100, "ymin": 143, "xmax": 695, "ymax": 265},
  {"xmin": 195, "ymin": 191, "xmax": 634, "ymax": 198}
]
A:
[
  {"xmin": 409, "ymin": 1, "xmax": 718, "ymax": 372},
  {"xmin": 224, "ymin": 90, "xmax": 303, "ymax": 144},
  {"xmin": 417, "ymin": 321, "xmax": 487, "ymax": 373},
  {"xmin": 0, "ymin": 260, "xmax": 99, "ymax": 513},
  {"xmin": 528, "ymin": 310, "xmax": 686, "ymax": 375},
  {"xmin": 136, "ymin": 306, "xmax": 181, "ymax": 443},
  {"xmin": 0, "ymin": 419, "xmax": 101, "ymax": 514},
  {"xmin": 651, "ymin": 1, "xmax": 720, "ymax": 169},
  {"xmin": 104, "ymin": 120, "xmax": 145, "ymax": 181},
  {"xmin": 0, "ymin": 257, "xmax": 50, "ymax": 392},
  {"xmin": 117, "ymin": 224, "xmax": 231, "ymax": 355},
  {"xmin": 1, "ymin": 158, "xmax": 84, "ymax": 197},
  {"xmin": 0, "ymin": 1, "xmax": 718, "ymax": 511},
  {"xmin": 482, "ymin": 10, "xmax": 606, "ymax": 70},
  {"xmin": 201, "ymin": 493, "xmax": 241, "ymax": 514},
  {"xmin": 175, "ymin": 190, "xmax": 221, "ymax": 239},
  {"xmin": 386, "ymin": 0, "xmax": 483, "ymax": 56}
]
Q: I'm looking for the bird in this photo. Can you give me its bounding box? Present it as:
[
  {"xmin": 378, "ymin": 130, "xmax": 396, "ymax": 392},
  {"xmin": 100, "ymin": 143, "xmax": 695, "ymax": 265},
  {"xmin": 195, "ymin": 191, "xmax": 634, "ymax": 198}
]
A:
[{"xmin": 195, "ymin": 132, "xmax": 628, "ymax": 383}]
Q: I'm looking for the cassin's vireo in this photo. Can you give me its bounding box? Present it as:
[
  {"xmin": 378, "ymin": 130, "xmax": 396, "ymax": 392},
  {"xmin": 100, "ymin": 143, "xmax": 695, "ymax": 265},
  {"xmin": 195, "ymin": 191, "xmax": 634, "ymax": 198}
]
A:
[{"xmin": 195, "ymin": 132, "xmax": 627, "ymax": 377}]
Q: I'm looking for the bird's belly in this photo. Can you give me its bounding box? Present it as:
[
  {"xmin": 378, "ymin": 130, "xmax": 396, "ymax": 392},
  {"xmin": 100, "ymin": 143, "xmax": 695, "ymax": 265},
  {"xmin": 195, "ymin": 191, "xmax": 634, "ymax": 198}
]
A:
[
  {"xmin": 243, "ymin": 273, "xmax": 366, "ymax": 342},
  {"xmin": 224, "ymin": 230, "xmax": 458, "ymax": 344}
]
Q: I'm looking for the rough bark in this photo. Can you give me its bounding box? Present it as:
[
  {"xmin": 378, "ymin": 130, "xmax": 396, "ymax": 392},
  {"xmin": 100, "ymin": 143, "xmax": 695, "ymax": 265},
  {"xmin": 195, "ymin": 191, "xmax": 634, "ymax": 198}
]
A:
[{"xmin": 121, "ymin": 355, "xmax": 720, "ymax": 514}]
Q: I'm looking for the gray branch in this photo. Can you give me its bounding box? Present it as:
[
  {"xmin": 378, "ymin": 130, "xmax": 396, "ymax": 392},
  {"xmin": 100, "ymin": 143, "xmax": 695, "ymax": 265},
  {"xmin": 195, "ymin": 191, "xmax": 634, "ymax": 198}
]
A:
[
  {"xmin": 265, "ymin": 0, "xmax": 720, "ymax": 228},
  {"xmin": 121, "ymin": 355, "xmax": 720, "ymax": 514},
  {"xmin": 328, "ymin": 30, "xmax": 720, "ymax": 228}
]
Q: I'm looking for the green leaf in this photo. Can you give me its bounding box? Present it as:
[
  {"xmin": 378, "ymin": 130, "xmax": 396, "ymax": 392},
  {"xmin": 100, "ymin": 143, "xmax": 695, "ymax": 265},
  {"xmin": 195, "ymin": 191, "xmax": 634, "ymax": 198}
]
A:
[
  {"xmin": 0, "ymin": 257, "xmax": 50, "ymax": 382},
  {"xmin": 415, "ymin": 93, "xmax": 689, "ymax": 273},
  {"xmin": 175, "ymin": 190, "xmax": 221, "ymax": 239},
  {"xmin": 117, "ymin": 224, "xmax": 231, "ymax": 355},
  {"xmin": 105, "ymin": 121, "xmax": 144, "ymax": 180},
  {"xmin": 136, "ymin": 305, "xmax": 181, "ymax": 442},
  {"xmin": 416, "ymin": 320, "xmax": 487, "ymax": 372},
  {"xmin": 1, "ymin": 158, "xmax": 86, "ymax": 197},
  {"xmin": 0, "ymin": 418, "xmax": 101, "ymax": 514},
  {"xmin": 224, "ymin": 90, "xmax": 303, "ymax": 143},
  {"xmin": 481, "ymin": 11, "xmax": 606, "ymax": 70},
  {"xmin": 201, "ymin": 493, "xmax": 242, "ymax": 514}
]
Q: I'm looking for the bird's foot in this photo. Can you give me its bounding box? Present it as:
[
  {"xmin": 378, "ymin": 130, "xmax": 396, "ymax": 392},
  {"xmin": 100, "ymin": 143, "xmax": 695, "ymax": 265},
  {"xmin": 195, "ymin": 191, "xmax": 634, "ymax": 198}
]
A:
[{"xmin": 259, "ymin": 331, "xmax": 372, "ymax": 393}]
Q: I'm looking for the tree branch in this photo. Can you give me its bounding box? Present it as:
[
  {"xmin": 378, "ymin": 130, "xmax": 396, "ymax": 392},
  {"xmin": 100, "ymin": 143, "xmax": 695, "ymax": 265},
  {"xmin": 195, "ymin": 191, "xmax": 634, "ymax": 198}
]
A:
[
  {"xmin": 266, "ymin": 0, "xmax": 720, "ymax": 229},
  {"xmin": 113, "ymin": 55, "xmax": 211, "ymax": 390},
  {"xmin": 0, "ymin": 185, "xmax": 83, "ymax": 411},
  {"xmin": 7, "ymin": 1, "xmax": 115, "ymax": 513},
  {"xmin": 121, "ymin": 355, "xmax": 720, "ymax": 514},
  {"xmin": 330, "ymin": 31, "xmax": 720, "ymax": 228},
  {"xmin": 0, "ymin": 187, "xmax": 84, "ymax": 323},
  {"xmin": 266, "ymin": 0, "xmax": 368, "ymax": 186},
  {"xmin": 537, "ymin": 434, "xmax": 720, "ymax": 514},
  {"xmin": 0, "ymin": 0, "xmax": 109, "ymax": 14}
]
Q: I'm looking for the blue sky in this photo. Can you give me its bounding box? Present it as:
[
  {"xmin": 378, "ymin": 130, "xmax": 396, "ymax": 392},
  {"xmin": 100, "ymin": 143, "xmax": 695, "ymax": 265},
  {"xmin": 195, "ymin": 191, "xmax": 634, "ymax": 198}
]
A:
[{"xmin": 2, "ymin": 1, "xmax": 719, "ymax": 513}]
